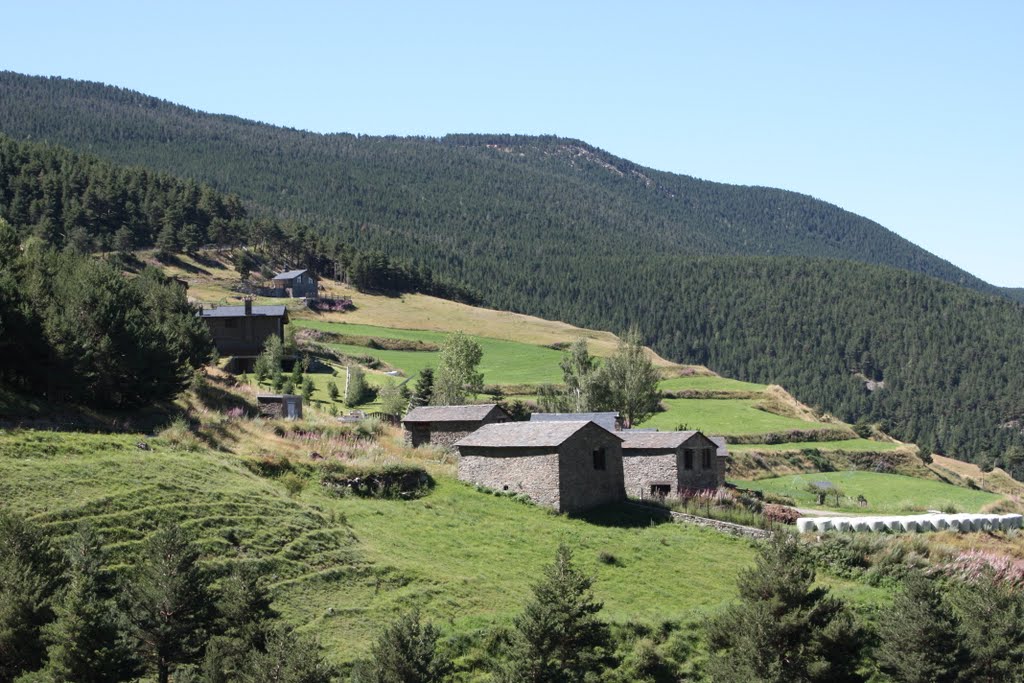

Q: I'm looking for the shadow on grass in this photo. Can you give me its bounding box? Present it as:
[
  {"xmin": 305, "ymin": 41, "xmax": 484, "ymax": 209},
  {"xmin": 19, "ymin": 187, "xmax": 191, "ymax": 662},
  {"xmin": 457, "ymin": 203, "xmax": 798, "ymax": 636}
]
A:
[{"xmin": 573, "ymin": 502, "xmax": 672, "ymax": 528}]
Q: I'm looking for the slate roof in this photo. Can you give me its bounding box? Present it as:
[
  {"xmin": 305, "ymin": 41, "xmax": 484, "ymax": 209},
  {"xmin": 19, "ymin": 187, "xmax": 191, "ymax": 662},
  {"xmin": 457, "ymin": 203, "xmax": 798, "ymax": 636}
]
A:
[
  {"xmin": 403, "ymin": 404, "xmax": 504, "ymax": 424},
  {"xmin": 273, "ymin": 269, "xmax": 308, "ymax": 281},
  {"xmin": 456, "ymin": 420, "xmax": 622, "ymax": 449},
  {"xmin": 709, "ymin": 435, "xmax": 730, "ymax": 458},
  {"xmin": 200, "ymin": 305, "xmax": 289, "ymax": 320},
  {"xmin": 530, "ymin": 411, "xmax": 620, "ymax": 432},
  {"xmin": 618, "ymin": 431, "xmax": 699, "ymax": 450}
]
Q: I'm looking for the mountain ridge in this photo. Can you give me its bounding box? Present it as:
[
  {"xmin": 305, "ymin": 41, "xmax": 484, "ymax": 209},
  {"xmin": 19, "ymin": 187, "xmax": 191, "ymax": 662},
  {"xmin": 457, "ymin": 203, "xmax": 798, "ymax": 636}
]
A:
[{"xmin": 0, "ymin": 70, "xmax": 1013, "ymax": 301}]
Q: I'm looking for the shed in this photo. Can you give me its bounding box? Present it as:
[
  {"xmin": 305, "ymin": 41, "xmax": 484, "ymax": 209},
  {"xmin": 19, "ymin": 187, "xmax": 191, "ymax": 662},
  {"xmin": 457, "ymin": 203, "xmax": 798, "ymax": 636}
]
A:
[
  {"xmin": 529, "ymin": 411, "xmax": 622, "ymax": 432},
  {"xmin": 456, "ymin": 420, "xmax": 626, "ymax": 513},
  {"xmin": 271, "ymin": 269, "xmax": 318, "ymax": 298},
  {"xmin": 618, "ymin": 430, "xmax": 724, "ymax": 499},
  {"xmin": 257, "ymin": 394, "xmax": 303, "ymax": 420},
  {"xmin": 402, "ymin": 403, "xmax": 510, "ymax": 448},
  {"xmin": 199, "ymin": 300, "xmax": 289, "ymax": 360}
]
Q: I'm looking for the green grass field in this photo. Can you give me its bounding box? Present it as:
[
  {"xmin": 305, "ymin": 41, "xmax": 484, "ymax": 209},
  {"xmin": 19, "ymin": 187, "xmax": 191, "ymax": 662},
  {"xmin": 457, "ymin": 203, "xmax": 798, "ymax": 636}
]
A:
[
  {"xmin": 0, "ymin": 428, "xmax": 769, "ymax": 663},
  {"xmin": 293, "ymin": 320, "xmax": 566, "ymax": 385},
  {"xmin": 640, "ymin": 398, "xmax": 836, "ymax": 435},
  {"xmin": 729, "ymin": 439, "xmax": 902, "ymax": 453},
  {"xmin": 735, "ymin": 471, "xmax": 1003, "ymax": 513},
  {"xmin": 658, "ymin": 376, "xmax": 768, "ymax": 393}
]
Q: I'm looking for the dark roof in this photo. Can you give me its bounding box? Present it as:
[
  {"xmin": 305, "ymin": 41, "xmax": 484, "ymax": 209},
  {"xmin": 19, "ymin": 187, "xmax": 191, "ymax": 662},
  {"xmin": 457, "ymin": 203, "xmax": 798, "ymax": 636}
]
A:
[
  {"xmin": 403, "ymin": 404, "xmax": 504, "ymax": 424},
  {"xmin": 273, "ymin": 269, "xmax": 309, "ymax": 280},
  {"xmin": 530, "ymin": 412, "xmax": 620, "ymax": 432},
  {"xmin": 456, "ymin": 420, "xmax": 622, "ymax": 449},
  {"xmin": 199, "ymin": 305, "xmax": 289, "ymax": 321},
  {"xmin": 618, "ymin": 430, "xmax": 700, "ymax": 450},
  {"xmin": 709, "ymin": 436, "xmax": 730, "ymax": 457}
]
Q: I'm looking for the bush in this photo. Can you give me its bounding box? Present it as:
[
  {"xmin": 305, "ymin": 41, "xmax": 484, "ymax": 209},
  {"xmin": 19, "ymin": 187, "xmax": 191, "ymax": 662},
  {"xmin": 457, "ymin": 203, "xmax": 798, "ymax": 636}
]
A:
[
  {"xmin": 158, "ymin": 417, "xmax": 203, "ymax": 452},
  {"xmin": 280, "ymin": 472, "xmax": 307, "ymax": 498}
]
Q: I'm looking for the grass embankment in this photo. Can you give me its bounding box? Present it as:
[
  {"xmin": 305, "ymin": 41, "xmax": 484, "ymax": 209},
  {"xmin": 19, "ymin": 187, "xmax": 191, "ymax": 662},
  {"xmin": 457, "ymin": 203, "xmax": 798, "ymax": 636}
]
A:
[
  {"xmin": 639, "ymin": 398, "xmax": 839, "ymax": 435},
  {"xmin": 736, "ymin": 471, "xmax": 1004, "ymax": 514},
  {"xmin": 0, "ymin": 427, "xmax": 779, "ymax": 664}
]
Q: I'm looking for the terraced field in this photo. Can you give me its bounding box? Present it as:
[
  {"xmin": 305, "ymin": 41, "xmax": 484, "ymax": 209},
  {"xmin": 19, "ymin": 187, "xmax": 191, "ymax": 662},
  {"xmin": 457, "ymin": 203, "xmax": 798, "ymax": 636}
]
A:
[{"xmin": 737, "ymin": 471, "xmax": 1003, "ymax": 514}]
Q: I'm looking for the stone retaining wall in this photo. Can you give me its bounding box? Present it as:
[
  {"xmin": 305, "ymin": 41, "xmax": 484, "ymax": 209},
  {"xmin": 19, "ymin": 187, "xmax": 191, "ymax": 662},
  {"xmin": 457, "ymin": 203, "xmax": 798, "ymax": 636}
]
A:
[{"xmin": 627, "ymin": 502, "xmax": 771, "ymax": 539}]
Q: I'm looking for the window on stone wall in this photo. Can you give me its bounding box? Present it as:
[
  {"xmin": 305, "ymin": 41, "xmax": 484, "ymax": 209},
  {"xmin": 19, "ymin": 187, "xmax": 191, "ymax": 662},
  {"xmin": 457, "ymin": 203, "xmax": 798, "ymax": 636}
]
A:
[
  {"xmin": 650, "ymin": 484, "xmax": 671, "ymax": 498},
  {"xmin": 702, "ymin": 448, "xmax": 712, "ymax": 469},
  {"xmin": 592, "ymin": 448, "xmax": 606, "ymax": 471},
  {"xmin": 684, "ymin": 449, "xmax": 693, "ymax": 470},
  {"xmin": 224, "ymin": 318, "xmax": 237, "ymax": 329}
]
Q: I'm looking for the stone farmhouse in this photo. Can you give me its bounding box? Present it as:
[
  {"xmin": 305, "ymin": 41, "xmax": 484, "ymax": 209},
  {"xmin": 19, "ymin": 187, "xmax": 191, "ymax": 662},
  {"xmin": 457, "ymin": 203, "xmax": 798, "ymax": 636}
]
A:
[
  {"xmin": 618, "ymin": 430, "xmax": 727, "ymax": 500},
  {"xmin": 199, "ymin": 300, "xmax": 288, "ymax": 362},
  {"xmin": 455, "ymin": 420, "xmax": 625, "ymax": 513},
  {"xmin": 271, "ymin": 269, "xmax": 318, "ymax": 298},
  {"xmin": 530, "ymin": 411, "xmax": 622, "ymax": 432},
  {"xmin": 402, "ymin": 404, "xmax": 510, "ymax": 448}
]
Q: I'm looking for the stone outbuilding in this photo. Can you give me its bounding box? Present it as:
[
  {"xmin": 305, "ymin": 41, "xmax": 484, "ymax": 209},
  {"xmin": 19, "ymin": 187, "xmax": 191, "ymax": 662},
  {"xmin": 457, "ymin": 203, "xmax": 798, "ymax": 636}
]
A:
[
  {"xmin": 402, "ymin": 404, "xmax": 510, "ymax": 448},
  {"xmin": 530, "ymin": 411, "xmax": 622, "ymax": 432},
  {"xmin": 257, "ymin": 394, "xmax": 303, "ymax": 420},
  {"xmin": 619, "ymin": 430, "xmax": 726, "ymax": 499},
  {"xmin": 455, "ymin": 421, "xmax": 626, "ymax": 513}
]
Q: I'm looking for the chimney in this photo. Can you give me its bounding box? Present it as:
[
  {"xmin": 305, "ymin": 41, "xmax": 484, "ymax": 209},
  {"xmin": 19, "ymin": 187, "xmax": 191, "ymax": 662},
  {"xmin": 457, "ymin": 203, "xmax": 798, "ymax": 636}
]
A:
[{"xmin": 244, "ymin": 298, "xmax": 252, "ymax": 316}]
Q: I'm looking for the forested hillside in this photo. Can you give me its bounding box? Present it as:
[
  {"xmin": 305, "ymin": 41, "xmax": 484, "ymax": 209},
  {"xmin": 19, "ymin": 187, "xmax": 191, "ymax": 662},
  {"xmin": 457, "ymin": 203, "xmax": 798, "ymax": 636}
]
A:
[
  {"xmin": 2, "ymin": 72, "xmax": 1024, "ymax": 471},
  {"xmin": 0, "ymin": 71, "xmax": 1001, "ymax": 297}
]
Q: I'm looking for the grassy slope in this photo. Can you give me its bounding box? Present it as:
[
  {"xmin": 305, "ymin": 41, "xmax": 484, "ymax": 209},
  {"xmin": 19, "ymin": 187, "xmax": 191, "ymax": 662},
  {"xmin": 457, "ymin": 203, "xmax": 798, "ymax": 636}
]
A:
[
  {"xmin": 738, "ymin": 471, "xmax": 1002, "ymax": 514},
  {"xmin": 729, "ymin": 439, "xmax": 901, "ymax": 453},
  {"xmin": 640, "ymin": 398, "xmax": 836, "ymax": 435}
]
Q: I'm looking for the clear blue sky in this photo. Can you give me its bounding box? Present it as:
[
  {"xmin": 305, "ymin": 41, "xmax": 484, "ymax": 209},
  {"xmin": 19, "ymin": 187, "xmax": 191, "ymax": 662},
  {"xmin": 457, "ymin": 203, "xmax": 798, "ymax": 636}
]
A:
[{"xmin": 3, "ymin": 1, "xmax": 1021, "ymax": 285}]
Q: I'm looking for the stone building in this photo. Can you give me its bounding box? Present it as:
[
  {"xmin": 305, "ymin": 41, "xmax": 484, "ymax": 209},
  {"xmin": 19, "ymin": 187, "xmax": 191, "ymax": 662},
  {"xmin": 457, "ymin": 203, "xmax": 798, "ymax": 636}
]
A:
[
  {"xmin": 455, "ymin": 420, "xmax": 625, "ymax": 513},
  {"xmin": 402, "ymin": 404, "xmax": 510, "ymax": 448},
  {"xmin": 271, "ymin": 269, "xmax": 318, "ymax": 298},
  {"xmin": 530, "ymin": 411, "xmax": 622, "ymax": 432},
  {"xmin": 619, "ymin": 430, "xmax": 726, "ymax": 499},
  {"xmin": 256, "ymin": 394, "xmax": 303, "ymax": 419},
  {"xmin": 199, "ymin": 300, "xmax": 288, "ymax": 359}
]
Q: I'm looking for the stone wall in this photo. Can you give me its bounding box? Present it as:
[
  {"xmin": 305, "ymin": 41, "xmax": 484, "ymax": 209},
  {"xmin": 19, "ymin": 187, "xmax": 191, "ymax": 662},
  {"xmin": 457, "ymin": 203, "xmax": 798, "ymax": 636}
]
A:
[
  {"xmin": 622, "ymin": 450, "xmax": 679, "ymax": 499},
  {"xmin": 679, "ymin": 446, "xmax": 722, "ymax": 490},
  {"xmin": 557, "ymin": 424, "xmax": 626, "ymax": 513},
  {"xmin": 458, "ymin": 447, "xmax": 561, "ymax": 509}
]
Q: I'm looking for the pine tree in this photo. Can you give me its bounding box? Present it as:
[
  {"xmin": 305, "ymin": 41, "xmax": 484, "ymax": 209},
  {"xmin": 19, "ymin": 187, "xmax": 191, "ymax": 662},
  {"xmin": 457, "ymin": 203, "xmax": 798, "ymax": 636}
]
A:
[
  {"xmin": 120, "ymin": 524, "xmax": 214, "ymax": 683},
  {"xmin": 876, "ymin": 572, "xmax": 968, "ymax": 683},
  {"xmin": 0, "ymin": 512, "xmax": 62, "ymax": 682},
  {"xmin": 327, "ymin": 380, "xmax": 339, "ymax": 402},
  {"xmin": 498, "ymin": 544, "xmax": 610, "ymax": 683},
  {"xmin": 42, "ymin": 526, "xmax": 135, "ymax": 683},
  {"xmin": 352, "ymin": 609, "xmax": 451, "ymax": 683},
  {"xmin": 705, "ymin": 533, "xmax": 866, "ymax": 683},
  {"xmin": 301, "ymin": 378, "xmax": 314, "ymax": 402},
  {"xmin": 411, "ymin": 368, "xmax": 434, "ymax": 407},
  {"xmin": 236, "ymin": 625, "xmax": 334, "ymax": 683},
  {"xmin": 948, "ymin": 570, "xmax": 1024, "ymax": 682}
]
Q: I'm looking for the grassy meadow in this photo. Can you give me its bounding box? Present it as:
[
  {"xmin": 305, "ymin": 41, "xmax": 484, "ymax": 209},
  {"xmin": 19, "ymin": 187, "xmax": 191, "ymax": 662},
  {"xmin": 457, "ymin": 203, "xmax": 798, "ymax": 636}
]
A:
[
  {"xmin": 640, "ymin": 398, "xmax": 837, "ymax": 435},
  {"xmin": 736, "ymin": 471, "xmax": 1003, "ymax": 514}
]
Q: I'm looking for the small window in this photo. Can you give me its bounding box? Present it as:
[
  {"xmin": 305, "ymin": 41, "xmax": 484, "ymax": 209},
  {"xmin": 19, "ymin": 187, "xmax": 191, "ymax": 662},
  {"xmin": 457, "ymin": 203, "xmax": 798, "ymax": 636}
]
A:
[
  {"xmin": 702, "ymin": 448, "xmax": 712, "ymax": 469},
  {"xmin": 650, "ymin": 484, "xmax": 671, "ymax": 498},
  {"xmin": 592, "ymin": 448, "xmax": 606, "ymax": 471},
  {"xmin": 683, "ymin": 449, "xmax": 694, "ymax": 470},
  {"xmin": 224, "ymin": 318, "xmax": 238, "ymax": 329}
]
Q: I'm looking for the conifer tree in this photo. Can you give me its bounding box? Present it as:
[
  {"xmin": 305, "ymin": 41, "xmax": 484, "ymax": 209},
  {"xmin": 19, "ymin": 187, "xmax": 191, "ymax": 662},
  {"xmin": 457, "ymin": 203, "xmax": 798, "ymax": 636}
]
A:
[
  {"xmin": 0, "ymin": 512, "xmax": 62, "ymax": 682},
  {"xmin": 705, "ymin": 533, "xmax": 866, "ymax": 683},
  {"xmin": 875, "ymin": 572, "xmax": 968, "ymax": 683},
  {"xmin": 352, "ymin": 609, "xmax": 451, "ymax": 683},
  {"xmin": 236, "ymin": 625, "xmax": 334, "ymax": 683},
  {"xmin": 411, "ymin": 368, "xmax": 434, "ymax": 407},
  {"xmin": 498, "ymin": 544, "xmax": 610, "ymax": 683},
  {"xmin": 120, "ymin": 524, "xmax": 214, "ymax": 683},
  {"xmin": 42, "ymin": 526, "xmax": 135, "ymax": 683}
]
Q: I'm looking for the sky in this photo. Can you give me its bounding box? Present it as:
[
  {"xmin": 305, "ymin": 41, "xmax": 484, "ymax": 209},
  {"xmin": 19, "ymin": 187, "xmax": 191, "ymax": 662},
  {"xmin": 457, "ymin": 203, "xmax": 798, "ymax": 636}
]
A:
[{"xmin": 2, "ymin": 1, "xmax": 1022, "ymax": 286}]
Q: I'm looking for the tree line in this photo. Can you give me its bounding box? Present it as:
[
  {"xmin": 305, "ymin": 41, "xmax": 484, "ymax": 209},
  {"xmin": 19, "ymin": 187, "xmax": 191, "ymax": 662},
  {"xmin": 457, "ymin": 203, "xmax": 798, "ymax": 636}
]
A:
[
  {"xmin": 6, "ymin": 510, "xmax": 1022, "ymax": 683},
  {"xmin": 0, "ymin": 219, "xmax": 210, "ymax": 407}
]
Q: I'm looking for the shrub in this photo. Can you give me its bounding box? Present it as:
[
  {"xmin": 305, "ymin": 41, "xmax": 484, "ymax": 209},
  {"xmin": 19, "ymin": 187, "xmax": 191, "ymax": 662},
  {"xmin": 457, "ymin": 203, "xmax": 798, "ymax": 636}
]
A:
[
  {"xmin": 597, "ymin": 551, "xmax": 619, "ymax": 566},
  {"xmin": 761, "ymin": 503, "xmax": 799, "ymax": 525},
  {"xmin": 280, "ymin": 472, "xmax": 307, "ymax": 498},
  {"xmin": 358, "ymin": 417, "xmax": 385, "ymax": 438}
]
